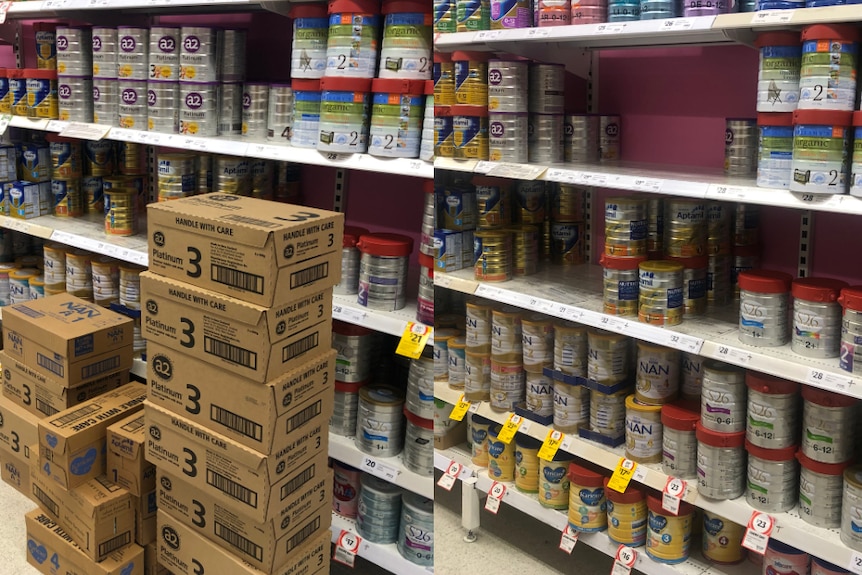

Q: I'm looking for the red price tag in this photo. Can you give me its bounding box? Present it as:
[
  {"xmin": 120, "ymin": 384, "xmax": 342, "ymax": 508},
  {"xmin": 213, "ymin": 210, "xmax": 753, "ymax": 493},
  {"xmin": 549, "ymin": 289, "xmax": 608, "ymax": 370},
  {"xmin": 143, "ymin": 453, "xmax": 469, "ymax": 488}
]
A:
[
  {"xmin": 661, "ymin": 477, "xmax": 686, "ymax": 515},
  {"xmin": 611, "ymin": 545, "xmax": 637, "ymax": 575},
  {"xmin": 559, "ymin": 525, "xmax": 578, "ymax": 554},
  {"xmin": 437, "ymin": 461, "xmax": 462, "ymax": 491},
  {"xmin": 333, "ymin": 530, "xmax": 361, "ymax": 567},
  {"xmin": 741, "ymin": 511, "xmax": 775, "ymax": 555},
  {"xmin": 484, "ymin": 481, "xmax": 506, "ymax": 514}
]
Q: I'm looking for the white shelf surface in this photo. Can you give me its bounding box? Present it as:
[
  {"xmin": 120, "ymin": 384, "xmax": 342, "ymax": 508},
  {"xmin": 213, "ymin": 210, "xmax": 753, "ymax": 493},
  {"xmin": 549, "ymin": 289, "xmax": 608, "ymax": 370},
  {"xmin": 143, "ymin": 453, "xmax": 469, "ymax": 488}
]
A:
[
  {"xmin": 328, "ymin": 431, "xmax": 434, "ymax": 499},
  {"xmin": 4, "ymin": 0, "xmax": 299, "ymax": 17},
  {"xmin": 332, "ymin": 294, "xmax": 433, "ymax": 342},
  {"xmin": 434, "ymin": 5, "xmax": 862, "ymax": 52},
  {"xmin": 434, "ymin": 446, "xmax": 759, "ymax": 575},
  {"xmin": 435, "ymin": 265, "xmax": 861, "ymax": 400},
  {"xmin": 433, "ymin": 384, "xmax": 857, "ymax": 572},
  {"xmin": 435, "ymin": 157, "xmax": 862, "ymax": 215},
  {"xmin": 330, "ymin": 513, "xmax": 433, "ymax": 575},
  {"xmin": 7, "ymin": 117, "xmax": 433, "ymax": 180}
]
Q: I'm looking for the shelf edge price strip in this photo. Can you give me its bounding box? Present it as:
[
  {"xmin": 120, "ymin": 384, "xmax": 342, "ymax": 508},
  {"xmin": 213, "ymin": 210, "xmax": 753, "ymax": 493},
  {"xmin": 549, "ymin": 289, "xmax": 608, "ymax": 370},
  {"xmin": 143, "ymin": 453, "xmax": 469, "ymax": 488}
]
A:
[
  {"xmin": 333, "ymin": 530, "xmax": 361, "ymax": 568},
  {"xmin": 661, "ymin": 477, "xmax": 686, "ymax": 515},
  {"xmin": 848, "ymin": 551, "xmax": 862, "ymax": 575},
  {"xmin": 611, "ymin": 545, "xmax": 638, "ymax": 575},
  {"xmin": 361, "ymin": 455, "xmax": 398, "ymax": 482},
  {"xmin": 437, "ymin": 460, "xmax": 462, "ymax": 491},
  {"xmin": 559, "ymin": 525, "xmax": 579, "ymax": 554},
  {"xmin": 484, "ymin": 481, "xmax": 506, "ymax": 514},
  {"xmin": 395, "ymin": 321, "xmax": 431, "ymax": 359},
  {"xmin": 741, "ymin": 510, "xmax": 775, "ymax": 555}
]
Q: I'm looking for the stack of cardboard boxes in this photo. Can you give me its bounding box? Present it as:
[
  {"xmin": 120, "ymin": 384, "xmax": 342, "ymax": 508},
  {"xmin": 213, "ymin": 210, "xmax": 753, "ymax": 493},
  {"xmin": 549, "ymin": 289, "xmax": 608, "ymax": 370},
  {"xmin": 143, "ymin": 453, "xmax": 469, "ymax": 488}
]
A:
[
  {"xmin": 0, "ymin": 294, "xmax": 153, "ymax": 574},
  {"xmin": 141, "ymin": 193, "xmax": 343, "ymax": 575}
]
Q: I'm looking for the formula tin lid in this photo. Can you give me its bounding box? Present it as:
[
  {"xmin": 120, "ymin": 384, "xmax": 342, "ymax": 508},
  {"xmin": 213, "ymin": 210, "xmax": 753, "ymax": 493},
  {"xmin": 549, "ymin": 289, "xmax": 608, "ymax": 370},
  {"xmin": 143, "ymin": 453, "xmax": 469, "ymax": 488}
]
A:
[
  {"xmin": 567, "ymin": 462, "xmax": 605, "ymax": 487},
  {"xmin": 357, "ymin": 232, "xmax": 414, "ymax": 256},
  {"xmin": 793, "ymin": 108, "xmax": 853, "ymax": 127},
  {"xmin": 647, "ymin": 494, "xmax": 693, "ymax": 516},
  {"xmin": 599, "ymin": 253, "xmax": 646, "ymax": 270},
  {"xmin": 334, "ymin": 379, "xmax": 366, "ymax": 392},
  {"xmin": 328, "ymin": 0, "xmax": 381, "ymax": 15},
  {"xmin": 9, "ymin": 268, "xmax": 38, "ymax": 280},
  {"xmin": 382, "ymin": 0, "xmax": 431, "ymax": 14},
  {"xmin": 290, "ymin": 3, "xmax": 327, "ymax": 17},
  {"xmin": 801, "ymin": 23, "xmax": 861, "ymax": 42},
  {"xmin": 853, "ymin": 111, "xmax": 862, "ymax": 128},
  {"xmin": 840, "ymin": 286, "xmax": 862, "ymax": 310},
  {"xmin": 639, "ymin": 260, "xmax": 684, "ymax": 274},
  {"xmin": 446, "ymin": 335, "xmax": 466, "ymax": 349},
  {"xmin": 745, "ymin": 371, "xmax": 798, "ymax": 395},
  {"xmin": 754, "ymin": 31, "xmax": 801, "ymax": 46},
  {"xmin": 515, "ymin": 433, "xmax": 543, "ymax": 450},
  {"xmin": 425, "ymin": 79, "xmax": 433, "ymax": 95},
  {"xmin": 737, "ymin": 269, "xmax": 792, "ymax": 294},
  {"xmin": 801, "ymin": 384, "xmax": 858, "ymax": 407},
  {"xmin": 660, "ymin": 403, "xmax": 699, "ymax": 431},
  {"xmin": 812, "ymin": 557, "xmax": 852, "ymax": 575},
  {"xmin": 434, "ymin": 52, "xmax": 451, "ymax": 63},
  {"xmin": 625, "ymin": 394, "xmax": 662, "ymax": 413},
  {"xmin": 695, "ymin": 422, "xmax": 745, "ymax": 448},
  {"xmin": 343, "ymin": 225, "xmax": 369, "ymax": 248},
  {"xmin": 792, "ymin": 277, "xmax": 848, "ymax": 302},
  {"xmin": 434, "ymin": 328, "xmax": 461, "ymax": 342},
  {"xmin": 796, "ymin": 449, "xmax": 854, "ymax": 475},
  {"xmin": 372, "ymin": 77, "xmax": 425, "ymax": 95},
  {"xmin": 418, "ymin": 252, "xmax": 434, "ymax": 271},
  {"xmin": 745, "ymin": 440, "xmax": 797, "ymax": 462},
  {"xmin": 33, "ymin": 22, "xmax": 58, "ymax": 32},
  {"xmin": 319, "ymin": 76, "xmax": 372, "ymax": 93},
  {"xmin": 603, "ymin": 476, "xmax": 644, "ymax": 504},
  {"xmin": 732, "ymin": 244, "xmax": 760, "ymax": 258},
  {"xmin": 291, "ymin": 78, "xmax": 321, "ymax": 92},
  {"xmin": 434, "ymin": 105, "xmax": 452, "ymax": 117},
  {"xmin": 450, "ymin": 105, "xmax": 488, "ymax": 117},
  {"xmin": 451, "ymin": 50, "xmax": 490, "ymax": 62},
  {"xmin": 359, "ymin": 384, "xmax": 405, "ymax": 407},
  {"xmin": 757, "ymin": 112, "xmax": 794, "ymax": 127},
  {"xmin": 333, "ymin": 318, "xmax": 374, "ymax": 336},
  {"xmin": 403, "ymin": 406, "xmax": 433, "ymax": 429},
  {"xmin": 23, "ymin": 69, "xmax": 57, "ymax": 80},
  {"xmin": 666, "ymin": 254, "xmax": 709, "ymax": 269},
  {"xmin": 403, "ymin": 492, "xmax": 434, "ymax": 516}
]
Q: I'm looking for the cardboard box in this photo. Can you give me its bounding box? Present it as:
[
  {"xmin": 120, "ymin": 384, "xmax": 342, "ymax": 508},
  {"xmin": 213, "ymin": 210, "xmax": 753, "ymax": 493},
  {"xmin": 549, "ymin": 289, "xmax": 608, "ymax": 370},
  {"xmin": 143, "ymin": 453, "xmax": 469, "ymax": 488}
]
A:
[
  {"xmin": 134, "ymin": 490, "xmax": 157, "ymax": 546},
  {"xmin": 147, "ymin": 193, "xmax": 343, "ymax": 307},
  {"xmin": 2, "ymin": 350, "xmax": 129, "ymax": 416},
  {"xmin": 157, "ymin": 460, "xmax": 331, "ymax": 572},
  {"xmin": 141, "ymin": 272, "xmax": 332, "ymax": 382},
  {"xmin": 39, "ymin": 384, "xmax": 147, "ymax": 489},
  {"xmin": 0, "ymin": 395, "xmax": 40, "ymax": 462},
  {"xmin": 108, "ymin": 413, "xmax": 156, "ymax": 497},
  {"xmin": 157, "ymin": 510, "xmax": 330, "ymax": 575},
  {"xmin": 25, "ymin": 510, "xmax": 145, "ymax": 575},
  {"xmin": 1, "ymin": 450, "xmax": 32, "ymax": 500},
  {"xmin": 146, "ymin": 343, "xmax": 335, "ymax": 453},
  {"xmin": 144, "ymin": 542, "xmax": 170, "ymax": 575},
  {"xmin": 144, "ymin": 401, "xmax": 329, "ymax": 522},
  {"xmin": 31, "ymin": 471, "xmax": 135, "ymax": 562},
  {"xmin": 434, "ymin": 419, "xmax": 468, "ymax": 450},
  {"xmin": 3, "ymin": 293, "xmax": 133, "ymax": 362}
]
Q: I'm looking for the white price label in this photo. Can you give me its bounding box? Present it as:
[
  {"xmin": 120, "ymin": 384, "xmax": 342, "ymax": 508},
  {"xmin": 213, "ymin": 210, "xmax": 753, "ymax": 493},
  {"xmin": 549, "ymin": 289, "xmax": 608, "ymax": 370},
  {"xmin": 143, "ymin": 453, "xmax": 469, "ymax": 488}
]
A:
[
  {"xmin": 0, "ymin": 3, "xmax": 11, "ymax": 26},
  {"xmin": 662, "ymin": 477, "xmax": 686, "ymax": 515},
  {"xmin": 631, "ymin": 178, "xmax": 662, "ymax": 193},
  {"xmin": 526, "ymin": 28, "xmax": 551, "ymax": 38},
  {"xmin": 662, "ymin": 17, "xmax": 693, "ymax": 30},
  {"xmin": 45, "ymin": 120, "xmax": 67, "ymax": 132},
  {"xmin": 664, "ymin": 332, "xmax": 704, "ymax": 354},
  {"xmin": 437, "ymin": 461, "xmax": 462, "ymax": 491},
  {"xmin": 361, "ymin": 456, "xmax": 398, "ymax": 482},
  {"xmin": 752, "ymin": 9, "xmax": 794, "ymax": 23},
  {"xmin": 332, "ymin": 304, "xmax": 368, "ymax": 325},
  {"xmin": 545, "ymin": 168, "xmax": 580, "ymax": 184},
  {"xmin": 848, "ymin": 551, "xmax": 862, "ymax": 575},
  {"xmin": 632, "ymin": 465, "xmax": 647, "ymax": 482},
  {"xmin": 475, "ymin": 284, "xmax": 503, "ymax": 300},
  {"xmin": 434, "ymin": 274, "xmax": 453, "ymax": 289},
  {"xmin": 59, "ymin": 122, "xmax": 111, "ymax": 140},
  {"xmin": 596, "ymin": 23, "xmax": 626, "ymax": 34},
  {"xmin": 714, "ymin": 344, "xmax": 752, "ymax": 365},
  {"xmin": 474, "ymin": 161, "xmax": 494, "ymax": 174},
  {"xmin": 709, "ymin": 184, "xmax": 747, "ymax": 199},
  {"xmin": 807, "ymin": 368, "xmax": 854, "ymax": 392},
  {"xmin": 487, "ymin": 162, "xmax": 547, "ymax": 181},
  {"xmin": 566, "ymin": 307, "xmax": 587, "ymax": 322},
  {"xmin": 559, "ymin": 433, "xmax": 575, "ymax": 452},
  {"xmin": 0, "ymin": 114, "xmax": 12, "ymax": 136},
  {"xmin": 474, "ymin": 30, "xmax": 502, "ymax": 40},
  {"xmin": 333, "ymin": 530, "xmax": 361, "ymax": 567},
  {"xmin": 611, "ymin": 545, "xmax": 637, "ymax": 575},
  {"xmin": 741, "ymin": 511, "xmax": 775, "ymax": 555},
  {"xmin": 485, "ymin": 481, "xmax": 506, "ymax": 514},
  {"xmin": 559, "ymin": 525, "xmax": 578, "ymax": 554},
  {"xmin": 579, "ymin": 172, "xmax": 607, "ymax": 187}
]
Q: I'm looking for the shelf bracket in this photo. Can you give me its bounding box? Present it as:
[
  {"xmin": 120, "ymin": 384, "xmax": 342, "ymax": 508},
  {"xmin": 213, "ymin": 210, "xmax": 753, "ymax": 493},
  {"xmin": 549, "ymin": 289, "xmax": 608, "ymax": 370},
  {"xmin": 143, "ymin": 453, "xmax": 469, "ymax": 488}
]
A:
[
  {"xmin": 260, "ymin": 0, "xmax": 292, "ymax": 17},
  {"xmin": 721, "ymin": 28, "xmax": 758, "ymax": 48},
  {"xmin": 798, "ymin": 210, "xmax": 813, "ymax": 278},
  {"xmin": 461, "ymin": 475, "xmax": 480, "ymax": 542},
  {"xmin": 333, "ymin": 168, "xmax": 348, "ymax": 213}
]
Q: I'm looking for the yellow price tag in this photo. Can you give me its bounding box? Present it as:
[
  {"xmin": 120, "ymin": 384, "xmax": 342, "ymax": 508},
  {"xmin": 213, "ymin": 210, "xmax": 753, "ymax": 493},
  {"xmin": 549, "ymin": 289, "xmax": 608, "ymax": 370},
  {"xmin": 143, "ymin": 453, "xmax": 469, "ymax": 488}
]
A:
[
  {"xmin": 496, "ymin": 414, "xmax": 521, "ymax": 444},
  {"xmin": 395, "ymin": 322, "xmax": 431, "ymax": 359},
  {"xmin": 607, "ymin": 457, "xmax": 638, "ymax": 493},
  {"xmin": 449, "ymin": 395, "xmax": 471, "ymax": 421},
  {"xmin": 537, "ymin": 429, "xmax": 564, "ymax": 460}
]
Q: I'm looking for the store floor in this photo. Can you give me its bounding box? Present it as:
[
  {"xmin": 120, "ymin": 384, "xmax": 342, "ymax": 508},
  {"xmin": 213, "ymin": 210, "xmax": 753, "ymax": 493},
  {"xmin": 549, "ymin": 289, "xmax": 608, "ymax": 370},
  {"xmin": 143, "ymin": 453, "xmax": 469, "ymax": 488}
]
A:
[{"xmin": 434, "ymin": 475, "xmax": 628, "ymax": 575}]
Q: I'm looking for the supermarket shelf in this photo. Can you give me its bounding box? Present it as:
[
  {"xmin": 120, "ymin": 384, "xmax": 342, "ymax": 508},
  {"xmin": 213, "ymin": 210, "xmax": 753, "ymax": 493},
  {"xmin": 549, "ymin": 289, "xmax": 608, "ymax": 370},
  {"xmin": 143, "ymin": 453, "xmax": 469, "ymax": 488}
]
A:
[
  {"xmin": 131, "ymin": 356, "xmax": 145, "ymax": 378},
  {"xmin": 433, "ymin": 446, "xmax": 758, "ymax": 575},
  {"xmin": 332, "ymin": 294, "xmax": 433, "ymax": 342},
  {"xmin": 433, "ymin": 384, "xmax": 856, "ymax": 571},
  {"xmin": 7, "ymin": 117, "xmax": 433, "ymax": 180},
  {"xmin": 3, "ymin": 0, "xmax": 298, "ymax": 18},
  {"xmin": 435, "ymin": 158, "xmax": 862, "ymax": 215},
  {"xmin": 328, "ymin": 431, "xmax": 434, "ymax": 499},
  {"xmin": 434, "ymin": 5, "xmax": 862, "ymax": 54},
  {"xmin": 435, "ymin": 265, "xmax": 862, "ymax": 399},
  {"xmin": 330, "ymin": 513, "xmax": 433, "ymax": 575},
  {"xmin": 0, "ymin": 212, "xmax": 148, "ymax": 266}
]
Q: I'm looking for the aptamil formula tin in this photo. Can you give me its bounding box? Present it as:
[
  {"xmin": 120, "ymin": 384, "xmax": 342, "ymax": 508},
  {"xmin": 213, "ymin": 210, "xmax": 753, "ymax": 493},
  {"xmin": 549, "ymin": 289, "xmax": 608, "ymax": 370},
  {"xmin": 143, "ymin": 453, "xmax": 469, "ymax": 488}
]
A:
[
  {"xmin": 291, "ymin": 4, "xmax": 328, "ymax": 79},
  {"xmin": 57, "ymin": 75, "xmax": 93, "ymax": 122},
  {"xmin": 327, "ymin": 0, "xmax": 381, "ymax": 78},
  {"xmin": 147, "ymin": 80, "xmax": 179, "ymax": 133},
  {"xmin": 116, "ymin": 26, "xmax": 149, "ymax": 80},
  {"xmin": 149, "ymin": 26, "xmax": 180, "ymax": 81},
  {"xmin": 52, "ymin": 178, "xmax": 83, "ymax": 217},
  {"xmin": 179, "ymin": 82, "xmax": 217, "ymax": 137},
  {"xmin": 452, "ymin": 105, "xmax": 489, "ymax": 160},
  {"xmin": 180, "ymin": 27, "xmax": 218, "ymax": 83},
  {"xmin": 435, "ymin": 0, "xmax": 456, "ymax": 32},
  {"xmin": 318, "ymin": 77, "xmax": 372, "ymax": 153},
  {"xmin": 638, "ymin": 260, "xmax": 684, "ymax": 326},
  {"xmin": 35, "ymin": 23, "xmax": 58, "ymax": 70},
  {"xmin": 9, "ymin": 69, "xmax": 26, "ymax": 117},
  {"xmin": 25, "ymin": 70, "xmax": 58, "ymax": 119},
  {"xmin": 118, "ymin": 80, "xmax": 147, "ymax": 129},
  {"xmin": 91, "ymin": 27, "xmax": 117, "ymax": 78}
]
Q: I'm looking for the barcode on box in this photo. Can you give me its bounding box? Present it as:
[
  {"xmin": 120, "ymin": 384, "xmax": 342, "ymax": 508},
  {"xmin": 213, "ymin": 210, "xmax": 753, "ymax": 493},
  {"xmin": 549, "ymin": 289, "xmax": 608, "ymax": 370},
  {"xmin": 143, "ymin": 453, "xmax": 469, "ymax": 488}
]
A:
[
  {"xmin": 220, "ymin": 214, "xmax": 280, "ymax": 229},
  {"xmin": 289, "ymin": 262, "xmax": 329, "ymax": 289},
  {"xmin": 215, "ymin": 521, "xmax": 264, "ymax": 562},
  {"xmin": 211, "ymin": 264, "xmax": 264, "ymax": 295},
  {"xmin": 211, "ymin": 405, "xmax": 263, "ymax": 442},
  {"xmin": 282, "ymin": 333, "xmax": 319, "ymax": 363},
  {"xmin": 285, "ymin": 516, "xmax": 321, "ymax": 553},
  {"xmin": 204, "ymin": 336, "xmax": 258, "ymax": 369},
  {"xmin": 281, "ymin": 463, "xmax": 316, "ymax": 500},
  {"xmin": 286, "ymin": 400, "xmax": 322, "ymax": 433},
  {"xmin": 98, "ymin": 532, "xmax": 131, "ymax": 557},
  {"xmin": 33, "ymin": 484, "xmax": 59, "ymax": 516},
  {"xmin": 81, "ymin": 356, "xmax": 121, "ymax": 379},
  {"xmin": 50, "ymin": 403, "xmax": 99, "ymax": 427},
  {"xmin": 37, "ymin": 353, "xmax": 64, "ymax": 377},
  {"xmin": 42, "ymin": 448, "xmax": 54, "ymax": 462},
  {"xmin": 36, "ymin": 399, "xmax": 58, "ymax": 416},
  {"xmin": 207, "ymin": 469, "xmax": 259, "ymax": 509},
  {"xmin": 121, "ymin": 417, "xmax": 144, "ymax": 432}
]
